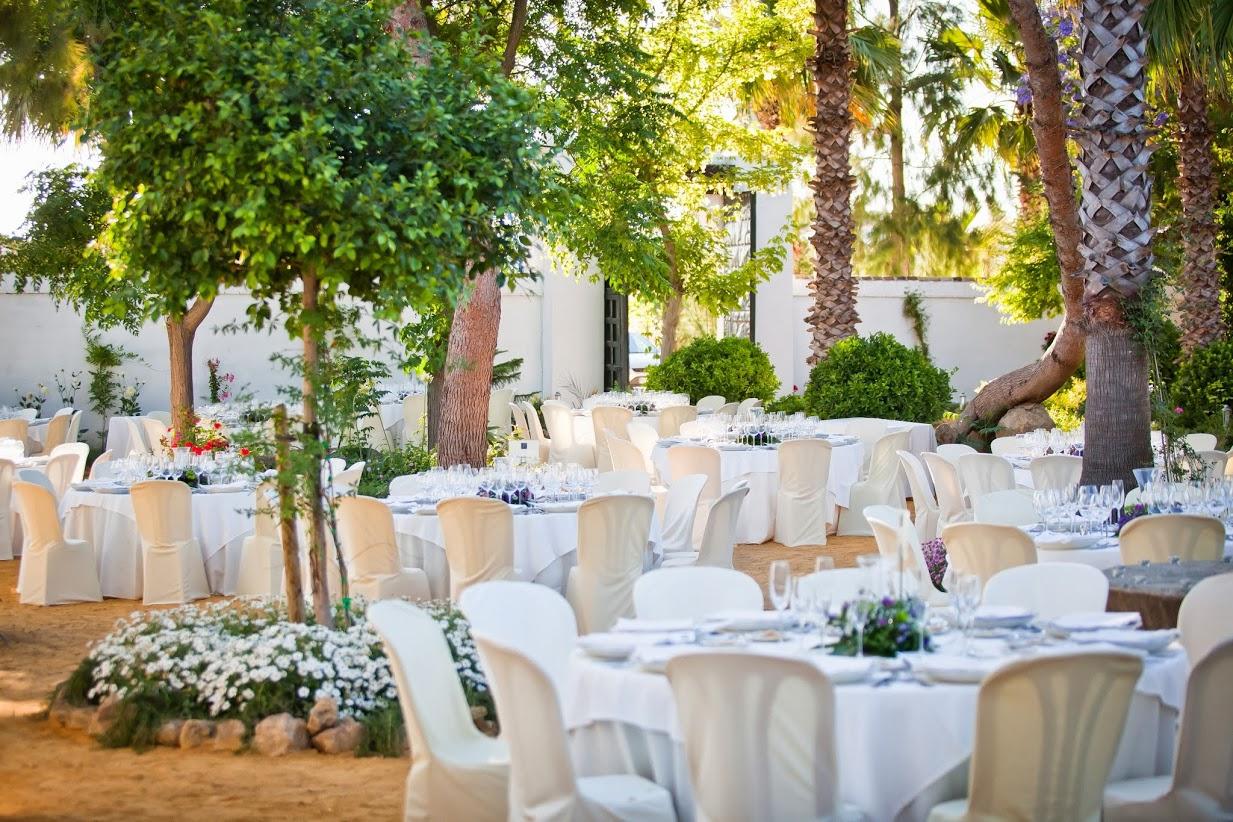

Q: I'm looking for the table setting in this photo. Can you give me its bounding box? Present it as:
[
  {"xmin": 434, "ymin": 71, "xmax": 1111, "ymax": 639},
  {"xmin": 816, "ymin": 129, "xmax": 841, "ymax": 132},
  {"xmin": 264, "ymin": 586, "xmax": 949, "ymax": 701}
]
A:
[
  {"xmin": 571, "ymin": 390, "xmax": 693, "ymax": 441},
  {"xmin": 564, "ymin": 560, "xmax": 1188, "ymax": 822}
]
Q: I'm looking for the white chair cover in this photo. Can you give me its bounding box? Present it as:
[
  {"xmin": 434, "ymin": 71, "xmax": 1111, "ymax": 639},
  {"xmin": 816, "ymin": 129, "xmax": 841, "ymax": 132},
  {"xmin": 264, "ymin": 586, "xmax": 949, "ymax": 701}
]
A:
[
  {"xmin": 594, "ymin": 470, "xmax": 652, "ymax": 495},
  {"xmin": 0, "ymin": 419, "xmax": 29, "ymax": 452},
  {"xmin": 1029, "ymin": 454, "xmax": 1083, "ymax": 491},
  {"xmin": 972, "ymin": 488, "xmax": 1038, "ymax": 526},
  {"xmin": 1185, "ymin": 432, "xmax": 1219, "ymax": 453},
  {"xmin": 657, "ymin": 405, "xmax": 697, "ymax": 438},
  {"xmin": 606, "ymin": 432, "xmax": 649, "ymax": 475},
  {"xmin": 1103, "ymin": 638, "xmax": 1233, "ymax": 821},
  {"xmin": 927, "ymin": 652, "xmax": 1143, "ymax": 822},
  {"xmin": 989, "ymin": 437, "xmax": 1022, "ymax": 456},
  {"xmin": 403, "ymin": 393, "xmax": 427, "ymax": 447},
  {"xmin": 958, "ymin": 453, "xmax": 1016, "ymax": 498},
  {"xmin": 459, "ymin": 580, "xmax": 578, "ymax": 692},
  {"xmin": 922, "ymin": 452, "xmax": 971, "ymax": 527},
  {"xmin": 541, "ymin": 401, "xmax": 596, "ymax": 468},
  {"xmin": 633, "ymin": 567, "xmax": 762, "ymax": 619},
  {"xmin": 140, "ymin": 417, "xmax": 170, "ymax": 454},
  {"xmin": 235, "ymin": 481, "xmax": 285, "ymax": 597},
  {"xmin": 367, "ymin": 601, "xmax": 509, "ymax": 822},
  {"xmin": 658, "ymin": 473, "xmax": 706, "ymax": 555},
  {"xmin": 0, "ymin": 459, "xmax": 13, "ymax": 560},
  {"xmin": 565, "ymin": 494, "xmax": 654, "ymax": 633},
  {"xmin": 1177, "ymin": 572, "xmax": 1233, "ymax": 665},
  {"xmin": 837, "ymin": 429, "xmax": 909, "ymax": 536},
  {"xmin": 124, "ymin": 417, "xmax": 152, "ymax": 455},
  {"xmin": 864, "ymin": 505, "xmax": 950, "ymax": 606},
  {"xmin": 1196, "ymin": 450, "xmax": 1229, "ymax": 482},
  {"xmin": 667, "ymin": 652, "xmax": 843, "ymax": 822},
  {"xmin": 626, "ymin": 422, "xmax": 659, "ymax": 476},
  {"xmin": 148, "ymin": 410, "xmax": 173, "ymax": 425},
  {"xmin": 67, "ymin": 410, "xmax": 83, "ymax": 446},
  {"xmin": 795, "ymin": 569, "xmax": 870, "ymax": 606},
  {"xmin": 716, "ymin": 402, "xmax": 739, "ymax": 416},
  {"xmin": 662, "ymin": 484, "xmax": 749, "ymax": 569},
  {"xmin": 940, "ymin": 521, "xmax": 1036, "ymax": 589},
  {"xmin": 591, "ymin": 406, "xmax": 633, "ymax": 472},
  {"xmin": 898, "ymin": 450, "xmax": 940, "ymax": 541},
  {"xmin": 129, "ymin": 480, "xmax": 210, "ymax": 605},
  {"xmin": 359, "ymin": 413, "xmax": 392, "ymax": 451},
  {"xmin": 1119, "ymin": 514, "xmax": 1225, "ymax": 564},
  {"xmin": 774, "ymin": 438, "xmax": 832, "ymax": 547},
  {"xmin": 735, "ymin": 398, "xmax": 761, "ymax": 416},
  {"xmin": 845, "ymin": 418, "xmax": 887, "ymax": 472},
  {"xmin": 38, "ymin": 412, "xmax": 72, "ymax": 454},
  {"xmin": 333, "ymin": 462, "xmax": 365, "ymax": 495},
  {"xmin": 388, "ymin": 475, "xmax": 419, "ymax": 497},
  {"xmin": 983, "ymin": 563, "xmax": 1109, "ymax": 621},
  {"xmin": 487, "ymin": 388, "xmax": 514, "ymax": 435},
  {"xmin": 50, "ymin": 442, "xmax": 89, "ymax": 484},
  {"xmin": 437, "ymin": 497, "xmax": 517, "ymax": 600},
  {"xmin": 521, "ymin": 401, "xmax": 551, "ymax": 462},
  {"xmin": 13, "ymin": 481, "xmax": 101, "ymax": 605},
  {"xmin": 43, "ymin": 453, "xmax": 79, "ymax": 500},
  {"xmin": 935, "ymin": 443, "xmax": 976, "ymax": 468},
  {"xmin": 337, "ymin": 496, "xmax": 430, "ymax": 601},
  {"xmin": 509, "ymin": 402, "xmax": 530, "ymax": 438},
  {"xmin": 666, "ymin": 444, "xmax": 721, "ymax": 502},
  {"xmin": 696, "ymin": 395, "xmax": 726, "ymax": 414}
]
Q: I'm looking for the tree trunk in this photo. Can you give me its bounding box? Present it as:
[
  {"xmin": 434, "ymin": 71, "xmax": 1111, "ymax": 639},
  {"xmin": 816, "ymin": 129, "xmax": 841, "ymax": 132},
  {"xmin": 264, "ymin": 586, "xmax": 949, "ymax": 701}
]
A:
[
  {"xmin": 938, "ymin": 0, "xmax": 1087, "ymax": 443},
  {"xmin": 887, "ymin": 0, "xmax": 910, "ymax": 279},
  {"xmin": 272, "ymin": 404, "xmax": 304, "ymax": 623},
  {"xmin": 1075, "ymin": 0, "xmax": 1154, "ymax": 486},
  {"xmin": 437, "ymin": 271, "xmax": 502, "ymax": 467},
  {"xmin": 659, "ymin": 223, "xmax": 683, "ymax": 357},
  {"xmin": 806, "ymin": 0, "xmax": 859, "ymax": 362},
  {"xmin": 1176, "ymin": 69, "xmax": 1225, "ymax": 353},
  {"xmin": 300, "ymin": 268, "xmax": 332, "ymax": 626},
  {"xmin": 426, "ymin": 364, "xmax": 444, "ymax": 449},
  {"xmin": 165, "ymin": 296, "xmax": 214, "ymax": 431}
]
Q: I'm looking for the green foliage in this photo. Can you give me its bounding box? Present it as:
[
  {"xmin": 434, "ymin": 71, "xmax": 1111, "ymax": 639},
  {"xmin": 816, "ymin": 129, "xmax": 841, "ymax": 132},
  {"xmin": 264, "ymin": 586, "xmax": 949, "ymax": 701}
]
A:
[
  {"xmin": 84, "ymin": 334, "xmax": 138, "ymax": 424},
  {"xmin": 645, "ymin": 337, "xmax": 779, "ymax": 404},
  {"xmin": 828, "ymin": 597, "xmax": 932, "ymax": 657},
  {"xmin": 764, "ymin": 394, "xmax": 808, "ymax": 415},
  {"xmin": 804, "ymin": 333, "xmax": 952, "ymax": 423},
  {"xmin": 1172, "ymin": 340, "xmax": 1233, "ymax": 428},
  {"xmin": 491, "ymin": 352, "xmax": 523, "ymax": 390},
  {"xmin": 1043, "ymin": 377, "xmax": 1086, "ymax": 432},
  {"xmin": 334, "ymin": 443, "xmax": 437, "ymax": 499},
  {"xmin": 977, "ymin": 212, "xmax": 1064, "ymax": 322},
  {"xmin": 901, "ymin": 288, "xmax": 930, "ymax": 357}
]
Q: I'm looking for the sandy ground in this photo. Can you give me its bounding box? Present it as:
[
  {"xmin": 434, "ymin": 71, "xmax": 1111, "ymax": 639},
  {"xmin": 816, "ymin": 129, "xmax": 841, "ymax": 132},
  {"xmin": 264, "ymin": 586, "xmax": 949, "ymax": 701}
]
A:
[{"xmin": 0, "ymin": 535, "xmax": 873, "ymax": 821}]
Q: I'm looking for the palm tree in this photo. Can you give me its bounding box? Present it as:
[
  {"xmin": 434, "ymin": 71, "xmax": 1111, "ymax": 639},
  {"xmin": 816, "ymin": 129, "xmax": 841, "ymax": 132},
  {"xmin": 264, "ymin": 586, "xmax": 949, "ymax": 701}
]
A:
[
  {"xmin": 1074, "ymin": 0, "xmax": 1156, "ymax": 484},
  {"xmin": 0, "ymin": 1, "xmax": 88, "ymax": 139}
]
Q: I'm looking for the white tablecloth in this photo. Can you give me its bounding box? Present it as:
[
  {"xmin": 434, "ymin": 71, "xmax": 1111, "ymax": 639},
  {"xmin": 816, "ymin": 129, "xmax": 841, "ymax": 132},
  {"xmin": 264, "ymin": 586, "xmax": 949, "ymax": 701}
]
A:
[
  {"xmin": 582, "ymin": 392, "xmax": 689, "ymax": 411},
  {"xmin": 565, "ymin": 644, "xmax": 1186, "ymax": 822},
  {"xmin": 651, "ymin": 440, "xmax": 864, "ymax": 544},
  {"xmin": 818, "ymin": 418, "xmax": 937, "ymax": 456},
  {"xmin": 60, "ymin": 489, "xmax": 256, "ymax": 597}
]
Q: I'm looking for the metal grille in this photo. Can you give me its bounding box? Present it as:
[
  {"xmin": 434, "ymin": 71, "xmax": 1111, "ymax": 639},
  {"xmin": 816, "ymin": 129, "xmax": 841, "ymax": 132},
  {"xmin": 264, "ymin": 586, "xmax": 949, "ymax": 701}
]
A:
[{"xmin": 602, "ymin": 281, "xmax": 629, "ymax": 391}]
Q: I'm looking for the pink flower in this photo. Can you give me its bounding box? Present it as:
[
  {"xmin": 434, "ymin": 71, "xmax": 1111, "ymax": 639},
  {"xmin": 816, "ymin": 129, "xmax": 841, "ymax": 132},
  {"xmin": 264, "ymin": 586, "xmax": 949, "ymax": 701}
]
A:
[{"xmin": 1174, "ymin": 406, "xmax": 1184, "ymax": 415}]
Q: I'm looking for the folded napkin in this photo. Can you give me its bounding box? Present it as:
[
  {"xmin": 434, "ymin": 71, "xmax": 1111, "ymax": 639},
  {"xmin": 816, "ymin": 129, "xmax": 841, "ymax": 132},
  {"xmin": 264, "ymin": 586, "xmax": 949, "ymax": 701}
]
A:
[
  {"xmin": 1051, "ymin": 611, "xmax": 1142, "ymax": 633},
  {"xmin": 1069, "ymin": 629, "xmax": 1178, "ymax": 654},
  {"xmin": 615, "ymin": 618, "xmax": 695, "ymax": 633},
  {"xmin": 973, "ymin": 605, "xmax": 1034, "ymax": 629},
  {"xmin": 537, "ymin": 500, "xmax": 582, "ymax": 514},
  {"xmin": 198, "ymin": 482, "xmax": 249, "ymax": 494},
  {"xmin": 1033, "ymin": 531, "xmax": 1105, "ymax": 551},
  {"xmin": 711, "ymin": 610, "xmax": 787, "ymax": 632},
  {"xmin": 904, "ymin": 652, "xmax": 1006, "ymax": 683}
]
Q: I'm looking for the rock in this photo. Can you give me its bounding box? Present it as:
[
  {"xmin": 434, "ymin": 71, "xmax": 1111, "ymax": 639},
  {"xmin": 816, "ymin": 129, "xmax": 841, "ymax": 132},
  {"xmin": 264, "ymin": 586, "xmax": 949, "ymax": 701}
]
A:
[
  {"xmin": 49, "ymin": 700, "xmax": 94, "ymax": 732},
  {"xmin": 87, "ymin": 694, "xmax": 123, "ymax": 736},
  {"xmin": 179, "ymin": 719, "xmax": 215, "ymax": 749},
  {"xmin": 211, "ymin": 719, "xmax": 246, "ymax": 752},
  {"xmin": 311, "ymin": 717, "xmax": 364, "ymax": 755},
  {"xmin": 252, "ymin": 713, "xmax": 309, "ymax": 757},
  {"xmin": 156, "ymin": 719, "xmax": 186, "ymax": 747},
  {"xmin": 306, "ymin": 697, "xmax": 338, "ymax": 735},
  {"xmin": 997, "ymin": 403, "xmax": 1055, "ymax": 438}
]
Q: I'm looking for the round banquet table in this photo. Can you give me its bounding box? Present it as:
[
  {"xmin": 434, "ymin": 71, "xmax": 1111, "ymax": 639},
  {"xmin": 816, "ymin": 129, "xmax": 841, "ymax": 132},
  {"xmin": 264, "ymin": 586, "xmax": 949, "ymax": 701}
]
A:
[
  {"xmin": 390, "ymin": 505, "xmax": 660, "ymax": 599},
  {"xmin": 564, "ymin": 641, "xmax": 1187, "ymax": 822},
  {"xmin": 1033, "ymin": 531, "xmax": 1233, "ymax": 571},
  {"xmin": 650, "ymin": 439, "xmax": 864, "ymax": 544},
  {"xmin": 60, "ymin": 488, "xmax": 256, "ymax": 597},
  {"xmin": 1104, "ymin": 561, "xmax": 1233, "ymax": 629}
]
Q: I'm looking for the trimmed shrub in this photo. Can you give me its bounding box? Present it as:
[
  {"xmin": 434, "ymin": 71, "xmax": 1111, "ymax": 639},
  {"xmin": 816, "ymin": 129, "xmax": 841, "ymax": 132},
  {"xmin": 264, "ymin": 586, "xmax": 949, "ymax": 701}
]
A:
[
  {"xmin": 645, "ymin": 336, "xmax": 779, "ymax": 404},
  {"xmin": 1172, "ymin": 339, "xmax": 1233, "ymax": 428},
  {"xmin": 803, "ymin": 332, "xmax": 952, "ymax": 422},
  {"xmin": 764, "ymin": 393, "xmax": 808, "ymax": 415}
]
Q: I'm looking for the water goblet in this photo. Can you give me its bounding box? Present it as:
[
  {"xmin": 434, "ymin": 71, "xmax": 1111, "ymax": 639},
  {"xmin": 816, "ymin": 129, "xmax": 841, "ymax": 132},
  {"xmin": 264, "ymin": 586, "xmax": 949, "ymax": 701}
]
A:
[{"xmin": 768, "ymin": 560, "xmax": 793, "ymax": 624}]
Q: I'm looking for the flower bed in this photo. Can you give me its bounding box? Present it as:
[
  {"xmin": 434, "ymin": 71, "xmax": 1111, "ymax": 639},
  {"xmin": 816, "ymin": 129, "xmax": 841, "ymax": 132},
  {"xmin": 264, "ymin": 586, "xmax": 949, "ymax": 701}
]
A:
[{"xmin": 54, "ymin": 598, "xmax": 493, "ymax": 755}]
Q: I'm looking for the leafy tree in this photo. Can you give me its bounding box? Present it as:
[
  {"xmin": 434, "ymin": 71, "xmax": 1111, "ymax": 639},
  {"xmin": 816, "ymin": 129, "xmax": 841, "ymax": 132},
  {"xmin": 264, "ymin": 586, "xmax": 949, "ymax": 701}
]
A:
[{"xmin": 977, "ymin": 211, "xmax": 1064, "ymax": 322}]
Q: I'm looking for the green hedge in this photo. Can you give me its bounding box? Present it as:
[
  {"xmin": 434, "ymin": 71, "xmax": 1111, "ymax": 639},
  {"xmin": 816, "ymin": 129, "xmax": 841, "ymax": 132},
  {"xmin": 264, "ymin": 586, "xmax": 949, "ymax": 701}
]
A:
[
  {"xmin": 645, "ymin": 336, "xmax": 779, "ymax": 404},
  {"xmin": 1172, "ymin": 339, "xmax": 1233, "ymax": 428},
  {"xmin": 803, "ymin": 332, "xmax": 952, "ymax": 423}
]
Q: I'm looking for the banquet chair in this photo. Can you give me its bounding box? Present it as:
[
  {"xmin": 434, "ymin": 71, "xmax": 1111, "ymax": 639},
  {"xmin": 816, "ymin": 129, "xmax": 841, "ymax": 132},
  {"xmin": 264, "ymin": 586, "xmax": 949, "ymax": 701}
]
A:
[
  {"xmin": 605, "ymin": 432, "xmax": 649, "ymax": 476},
  {"xmin": 957, "ymin": 453, "xmax": 1016, "ymax": 499},
  {"xmin": 358, "ymin": 413, "xmax": 392, "ymax": 452},
  {"xmin": 0, "ymin": 459, "xmax": 12, "ymax": 560},
  {"xmin": 594, "ymin": 469, "xmax": 652, "ymax": 496},
  {"xmin": 50, "ymin": 442, "xmax": 89, "ymax": 482},
  {"xmin": 337, "ymin": 496, "xmax": 430, "ymax": 601},
  {"xmin": 15, "ymin": 408, "xmax": 36, "ymax": 422},
  {"xmin": 17, "ymin": 468, "xmax": 56, "ymax": 497},
  {"xmin": 898, "ymin": 450, "xmax": 940, "ymax": 541},
  {"xmin": 795, "ymin": 569, "xmax": 869, "ymax": 607},
  {"xmin": 633, "ymin": 567, "xmax": 762, "ymax": 619},
  {"xmin": 541, "ymin": 400, "xmax": 596, "ymax": 468},
  {"xmin": 460, "ymin": 580, "xmax": 578, "ymax": 691},
  {"xmin": 591, "ymin": 405, "xmax": 633, "ymax": 472},
  {"xmin": 0, "ymin": 418, "xmax": 29, "ymax": 452},
  {"xmin": 922, "ymin": 452, "xmax": 971, "ymax": 528},
  {"xmin": 988, "ymin": 436, "xmax": 1025, "ymax": 457},
  {"xmin": 520, "ymin": 401, "xmax": 552, "ymax": 462},
  {"xmin": 470, "ymin": 633, "xmax": 676, "ymax": 822},
  {"xmin": 287, "ymin": 519, "xmax": 344, "ymax": 602},
  {"xmin": 66, "ymin": 410, "xmax": 83, "ymax": 447},
  {"xmin": 148, "ymin": 410, "xmax": 173, "ymax": 426},
  {"xmin": 1177, "ymin": 572, "xmax": 1233, "ymax": 664},
  {"xmin": 626, "ymin": 422, "xmax": 660, "ymax": 476},
  {"xmin": 12, "ymin": 481, "xmax": 101, "ymax": 605},
  {"xmin": 402, "ymin": 393, "xmax": 427, "ymax": 447},
  {"xmin": 124, "ymin": 417, "xmax": 152, "ymax": 455},
  {"xmin": 235, "ymin": 481, "xmax": 285, "ymax": 597},
  {"xmin": 1029, "ymin": 454, "xmax": 1083, "ymax": 491},
  {"xmin": 935, "ymin": 442, "xmax": 976, "ymax": 468},
  {"xmin": 940, "ymin": 522, "xmax": 1036, "ymax": 589},
  {"xmin": 326, "ymin": 457, "xmax": 346, "ymax": 477},
  {"xmin": 1185, "ymin": 432, "xmax": 1219, "ymax": 453},
  {"xmin": 926, "ymin": 652, "xmax": 1143, "ymax": 822},
  {"xmin": 716, "ymin": 402, "xmax": 739, "ymax": 417},
  {"xmin": 1103, "ymin": 638, "xmax": 1233, "ymax": 822},
  {"xmin": 774, "ymin": 438, "xmax": 832, "ymax": 547},
  {"xmin": 1197, "ymin": 450, "xmax": 1229, "ymax": 482},
  {"xmin": 130, "ymin": 480, "xmax": 210, "ymax": 605},
  {"xmin": 657, "ymin": 405, "xmax": 697, "ymax": 438},
  {"xmin": 864, "ymin": 505, "xmax": 950, "ymax": 606},
  {"xmin": 678, "ymin": 420, "xmax": 708, "ymax": 438},
  {"xmin": 696, "ymin": 395, "xmax": 726, "ymax": 414},
  {"xmin": 667, "ymin": 652, "xmax": 850, "ymax": 822},
  {"xmin": 837, "ymin": 429, "xmax": 909, "ymax": 536},
  {"xmin": 972, "ymin": 488, "xmax": 1037, "ymax": 526},
  {"xmin": 844, "ymin": 418, "xmax": 887, "ymax": 473},
  {"xmin": 508, "ymin": 402, "xmax": 529, "ymax": 439},
  {"xmin": 983, "ymin": 563, "xmax": 1109, "ymax": 621},
  {"xmin": 565, "ymin": 494, "xmax": 655, "ymax": 633},
  {"xmin": 88, "ymin": 450, "xmax": 113, "ymax": 480},
  {"xmin": 388, "ymin": 475, "xmax": 420, "ymax": 497},
  {"xmin": 735, "ymin": 398, "xmax": 761, "ymax": 416},
  {"xmin": 661, "ymin": 484, "xmax": 749, "ymax": 569},
  {"xmin": 437, "ymin": 497, "xmax": 517, "ymax": 600},
  {"xmin": 332, "ymin": 463, "xmax": 365, "ymax": 495},
  {"xmin": 35, "ymin": 412, "xmax": 71, "ymax": 455},
  {"xmin": 658, "ymin": 473, "xmax": 706, "ymax": 556},
  {"xmin": 667, "ymin": 443, "xmax": 722, "ymax": 507},
  {"xmin": 1119, "ymin": 514, "xmax": 1225, "ymax": 564},
  {"xmin": 367, "ymin": 601, "xmax": 509, "ymax": 822},
  {"xmin": 487, "ymin": 388, "xmax": 514, "ymax": 436},
  {"xmin": 44, "ymin": 452, "xmax": 82, "ymax": 499},
  {"xmin": 140, "ymin": 417, "xmax": 170, "ymax": 455}
]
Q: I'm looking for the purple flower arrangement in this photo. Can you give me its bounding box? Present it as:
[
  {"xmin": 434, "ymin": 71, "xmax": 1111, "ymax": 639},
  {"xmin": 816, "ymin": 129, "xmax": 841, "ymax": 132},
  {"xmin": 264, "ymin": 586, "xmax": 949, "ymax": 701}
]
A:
[
  {"xmin": 1115, "ymin": 503, "xmax": 1148, "ymax": 535},
  {"xmin": 921, "ymin": 537, "xmax": 948, "ymax": 592},
  {"xmin": 478, "ymin": 483, "xmax": 534, "ymax": 506},
  {"xmin": 828, "ymin": 596, "xmax": 933, "ymax": 657}
]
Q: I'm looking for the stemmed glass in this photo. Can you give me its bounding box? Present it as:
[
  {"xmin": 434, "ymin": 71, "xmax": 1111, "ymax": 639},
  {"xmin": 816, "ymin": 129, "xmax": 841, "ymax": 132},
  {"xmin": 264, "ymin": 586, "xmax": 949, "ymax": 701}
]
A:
[
  {"xmin": 845, "ymin": 590, "xmax": 874, "ymax": 658},
  {"xmin": 944, "ymin": 568, "xmax": 981, "ymax": 656},
  {"xmin": 1077, "ymin": 485, "xmax": 1098, "ymax": 534},
  {"xmin": 768, "ymin": 560, "xmax": 793, "ymax": 626}
]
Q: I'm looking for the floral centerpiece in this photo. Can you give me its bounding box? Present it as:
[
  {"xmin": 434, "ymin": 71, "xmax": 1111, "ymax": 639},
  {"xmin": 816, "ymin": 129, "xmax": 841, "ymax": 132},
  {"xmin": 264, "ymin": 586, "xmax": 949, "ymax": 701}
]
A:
[
  {"xmin": 162, "ymin": 417, "xmax": 231, "ymax": 457},
  {"xmin": 1115, "ymin": 502, "xmax": 1149, "ymax": 535},
  {"xmin": 828, "ymin": 596, "xmax": 933, "ymax": 657}
]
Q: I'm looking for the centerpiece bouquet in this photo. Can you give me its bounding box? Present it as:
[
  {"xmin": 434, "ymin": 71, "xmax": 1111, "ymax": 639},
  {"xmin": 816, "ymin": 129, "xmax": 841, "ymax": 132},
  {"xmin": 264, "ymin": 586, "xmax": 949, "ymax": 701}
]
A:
[
  {"xmin": 162, "ymin": 418, "xmax": 231, "ymax": 457},
  {"xmin": 478, "ymin": 481, "xmax": 534, "ymax": 506},
  {"xmin": 828, "ymin": 596, "xmax": 933, "ymax": 657}
]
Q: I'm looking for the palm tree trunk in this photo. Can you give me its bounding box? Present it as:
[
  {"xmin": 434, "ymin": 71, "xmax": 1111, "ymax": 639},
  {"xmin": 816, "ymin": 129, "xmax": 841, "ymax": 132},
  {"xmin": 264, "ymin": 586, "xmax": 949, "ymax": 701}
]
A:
[
  {"xmin": 807, "ymin": 0, "xmax": 859, "ymax": 362},
  {"xmin": 165, "ymin": 296, "xmax": 214, "ymax": 431},
  {"xmin": 887, "ymin": 0, "xmax": 910, "ymax": 279},
  {"xmin": 1176, "ymin": 69, "xmax": 1225, "ymax": 352},
  {"xmin": 300, "ymin": 267, "xmax": 332, "ymax": 626},
  {"xmin": 1075, "ymin": 0, "xmax": 1155, "ymax": 486},
  {"xmin": 437, "ymin": 271, "xmax": 502, "ymax": 467}
]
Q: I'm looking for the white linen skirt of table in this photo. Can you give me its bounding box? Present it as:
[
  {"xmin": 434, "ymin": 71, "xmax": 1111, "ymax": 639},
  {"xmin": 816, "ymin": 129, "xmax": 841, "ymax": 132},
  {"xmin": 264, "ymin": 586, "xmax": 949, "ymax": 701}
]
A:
[
  {"xmin": 60, "ymin": 489, "xmax": 256, "ymax": 597},
  {"xmin": 1036, "ymin": 536, "xmax": 1233, "ymax": 570},
  {"xmin": 564, "ymin": 651, "xmax": 1186, "ymax": 822},
  {"xmin": 651, "ymin": 440, "xmax": 863, "ymax": 544}
]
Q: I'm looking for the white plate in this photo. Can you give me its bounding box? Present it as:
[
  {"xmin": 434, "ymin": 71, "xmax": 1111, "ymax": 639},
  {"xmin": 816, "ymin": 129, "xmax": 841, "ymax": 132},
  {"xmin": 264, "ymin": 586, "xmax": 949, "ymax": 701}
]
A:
[
  {"xmin": 1033, "ymin": 531, "xmax": 1105, "ymax": 551},
  {"xmin": 974, "ymin": 605, "xmax": 1035, "ymax": 629},
  {"xmin": 94, "ymin": 485, "xmax": 131, "ymax": 495},
  {"xmin": 1050, "ymin": 611, "xmax": 1142, "ymax": 635},
  {"xmin": 1070, "ymin": 629, "xmax": 1178, "ymax": 654},
  {"xmin": 578, "ymin": 634, "xmax": 637, "ymax": 662},
  {"xmin": 904, "ymin": 653, "xmax": 1003, "ymax": 684}
]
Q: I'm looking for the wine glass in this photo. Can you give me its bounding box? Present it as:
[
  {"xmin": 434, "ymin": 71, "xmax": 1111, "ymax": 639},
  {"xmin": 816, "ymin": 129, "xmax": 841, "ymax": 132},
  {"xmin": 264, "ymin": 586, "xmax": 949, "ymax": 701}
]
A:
[
  {"xmin": 768, "ymin": 560, "xmax": 793, "ymax": 625},
  {"xmin": 845, "ymin": 591, "xmax": 874, "ymax": 658},
  {"xmin": 814, "ymin": 556, "xmax": 835, "ymax": 573},
  {"xmin": 945, "ymin": 569, "xmax": 981, "ymax": 656},
  {"xmin": 1077, "ymin": 485, "xmax": 1099, "ymax": 534}
]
